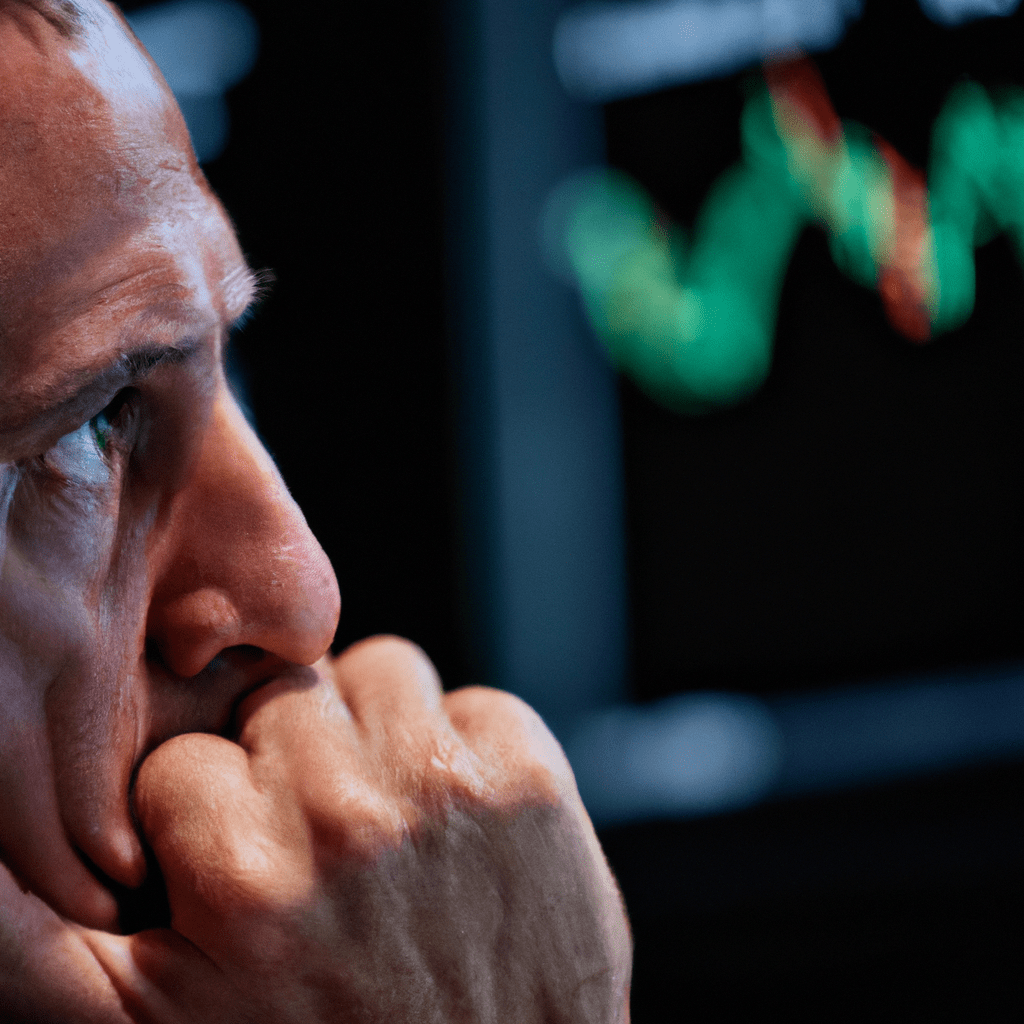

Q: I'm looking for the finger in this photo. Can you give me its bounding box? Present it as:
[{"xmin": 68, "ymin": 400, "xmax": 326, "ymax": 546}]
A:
[
  {"xmin": 236, "ymin": 638, "xmax": 445, "ymax": 759},
  {"xmin": 236, "ymin": 646, "xmax": 446, "ymax": 857},
  {"xmin": 132, "ymin": 732, "xmax": 311, "ymax": 951},
  {"xmin": 330, "ymin": 634, "xmax": 445, "ymax": 732},
  {"xmin": 443, "ymin": 685, "xmax": 576, "ymax": 804},
  {"xmin": 0, "ymin": 849, "xmax": 239, "ymax": 1024}
]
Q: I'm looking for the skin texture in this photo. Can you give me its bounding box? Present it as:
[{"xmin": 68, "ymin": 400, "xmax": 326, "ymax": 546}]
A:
[{"xmin": 0, "ymin": 1, "xmax": 632, "ymax": 1020}]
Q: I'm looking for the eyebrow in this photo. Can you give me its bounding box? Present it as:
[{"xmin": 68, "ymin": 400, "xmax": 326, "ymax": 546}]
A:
[
  {"xmin": 223, "ymin": 264, "xmax": 274, "ymax": 329},
  {"xmin": 0, "ymin": 339, "xmax": 205, "ymax": 439},
  {"xmin": 117, "ymin": 340, "xmax": 200, "ymax": 379},
  {"xmin": 0, "ymin": 263, "xmax": 273, "ymax": 442}
]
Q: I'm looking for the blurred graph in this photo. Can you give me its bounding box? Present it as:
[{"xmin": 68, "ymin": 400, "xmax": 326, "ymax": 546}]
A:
[{"xmin": 550, "ymin": 58, "xmax": 1024, "ymax": 413}]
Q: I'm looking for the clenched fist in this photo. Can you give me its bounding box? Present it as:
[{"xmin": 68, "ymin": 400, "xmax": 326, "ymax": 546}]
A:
[{"xmin": 0, "ymin": 638, "xmax": 632, "ymax": 1023}]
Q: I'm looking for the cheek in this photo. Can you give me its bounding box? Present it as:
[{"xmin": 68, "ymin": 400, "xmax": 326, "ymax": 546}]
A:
[
  {"xmin": 0, "ymin": 468, "xmax": 152, "ymax": 794},
  {"xmin": 0, "ymin": 464, "xmax": 155, "ymax": 689},
  {"xmin": 0, "ymin": 534, "xmax": 113, "ymax": 817},
  {"xmin": 7, "ymin": 470, "xmax": 120, "ymax": 583},
  {"xmin": 0, "ymin": 518, "xmax": 113, "ymax": 697}
]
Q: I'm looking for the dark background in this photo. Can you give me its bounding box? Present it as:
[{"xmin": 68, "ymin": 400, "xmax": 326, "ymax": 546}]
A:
[
  {"xmin": 127, "ymin": 0, "xmax": 467, "ymax": 686},
  {"xmin": 604, "ymin": 5, "xmax": 1024, "ymax": 1018},
  {"xmin": 609, "ymin": 2, "xmax": 1024, "ymax": 700},
  {"xmin": 211, "ymin": 0, "xmax": 464, "ymax": 681},
  {"xmin": 120, "ymin": 0, "xmax": 1024, "ymax": 1019}
]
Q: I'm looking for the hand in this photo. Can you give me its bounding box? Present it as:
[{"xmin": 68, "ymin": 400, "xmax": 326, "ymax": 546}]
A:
[{"xmin": 1, "ymin": 637, "xmax": 632, "ymax": 1023}]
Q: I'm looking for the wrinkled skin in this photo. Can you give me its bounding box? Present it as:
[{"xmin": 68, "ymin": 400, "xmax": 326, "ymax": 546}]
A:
[{"xmin": 0, "ymin": 1, "xmax": 631, "ymax": 1020}]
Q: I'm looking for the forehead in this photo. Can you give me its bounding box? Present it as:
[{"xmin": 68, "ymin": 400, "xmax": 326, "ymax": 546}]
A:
[{"xmin": 0, "ymin": 1, "xmax": 249, "ymax": 397}]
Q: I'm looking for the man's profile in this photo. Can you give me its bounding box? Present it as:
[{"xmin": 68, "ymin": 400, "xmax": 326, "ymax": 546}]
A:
[{"xmin": 0, "ymin": 0, "xmax": 632, "ymax": 1019}]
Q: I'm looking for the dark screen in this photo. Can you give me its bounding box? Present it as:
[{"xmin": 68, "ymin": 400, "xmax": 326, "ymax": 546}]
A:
[{"xmin": 606, "ymin": 1, "xmax": 1024, "ymax": 699}]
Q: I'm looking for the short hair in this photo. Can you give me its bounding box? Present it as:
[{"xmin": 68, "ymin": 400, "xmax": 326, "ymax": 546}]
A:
[{"xmin": 1, "ymin": 0, "xmax": 89, "ymax": 36}]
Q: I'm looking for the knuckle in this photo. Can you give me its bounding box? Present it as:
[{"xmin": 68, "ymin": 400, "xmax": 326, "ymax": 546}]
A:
[
  {"xmin": 198, "ymin": 847, "xmax": 281, "ymax": 915},
  {"xmin": 443, "ymin": 686, "xmax": 577, "ymax": 808},
  {"xmin": 342, "ymin": 634, "xmax": 435, "ymax": 677},
  {"xmin": 133, "ymin": 733, "xmax": 245, "ymax": 833},
  {"xmin": 306, "ymin": 779, "xmax": 412, "ymax": 864},
  {"xmin": 188, "ymin": 823, "xmax": 314, "ymax": 932},
  {"xmin": 334, "ymin": 634, "xmax": 444, "ymax": 717}
]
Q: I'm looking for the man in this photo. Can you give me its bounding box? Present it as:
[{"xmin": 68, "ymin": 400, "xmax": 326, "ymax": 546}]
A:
[{"xmin": 0, "ymin": 0, "xmax": 632, "ymax": 1019}]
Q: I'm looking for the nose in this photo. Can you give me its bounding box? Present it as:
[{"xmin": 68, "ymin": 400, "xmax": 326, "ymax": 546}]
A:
[{"xmin": 146, "ymin": 387, "xmax": 340, "ymax": 689}]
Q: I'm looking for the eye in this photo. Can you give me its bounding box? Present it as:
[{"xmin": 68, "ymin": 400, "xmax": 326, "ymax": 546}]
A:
[
  {"xmin": 90, "ymin": 408, "xmax": 113, "ymax": 452},
  {"xmin": 42, "ymin": 391, "xmax": 133, "ymax": 486}
]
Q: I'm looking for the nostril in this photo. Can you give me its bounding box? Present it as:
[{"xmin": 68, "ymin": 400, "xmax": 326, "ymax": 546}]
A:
[
  {"xmin": 144, "ymin": 641, "xmax": 285, "ymax": 741},
  {"xmin": 220, "ymin": 646, "xmax": 285, "ymax": 740},
  {"xmin": 222, "ymin": 644, "xmax": 268, "ymax": 666},
  {"xmin": 144, "ymin": 636, "xmax": 168, "ymax": 671},
  {"xmin": 204, "ymin": 643, "xmax": 276, "ymax": 680},
  {"xmin": 146, "ymin": 638, "xmax": 269, "ymax": 680}
]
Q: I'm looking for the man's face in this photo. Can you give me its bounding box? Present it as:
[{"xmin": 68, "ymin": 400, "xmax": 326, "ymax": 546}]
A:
[{"xmin": 0, "ymin": 1, "xmax": 340, "ymax": 931}]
